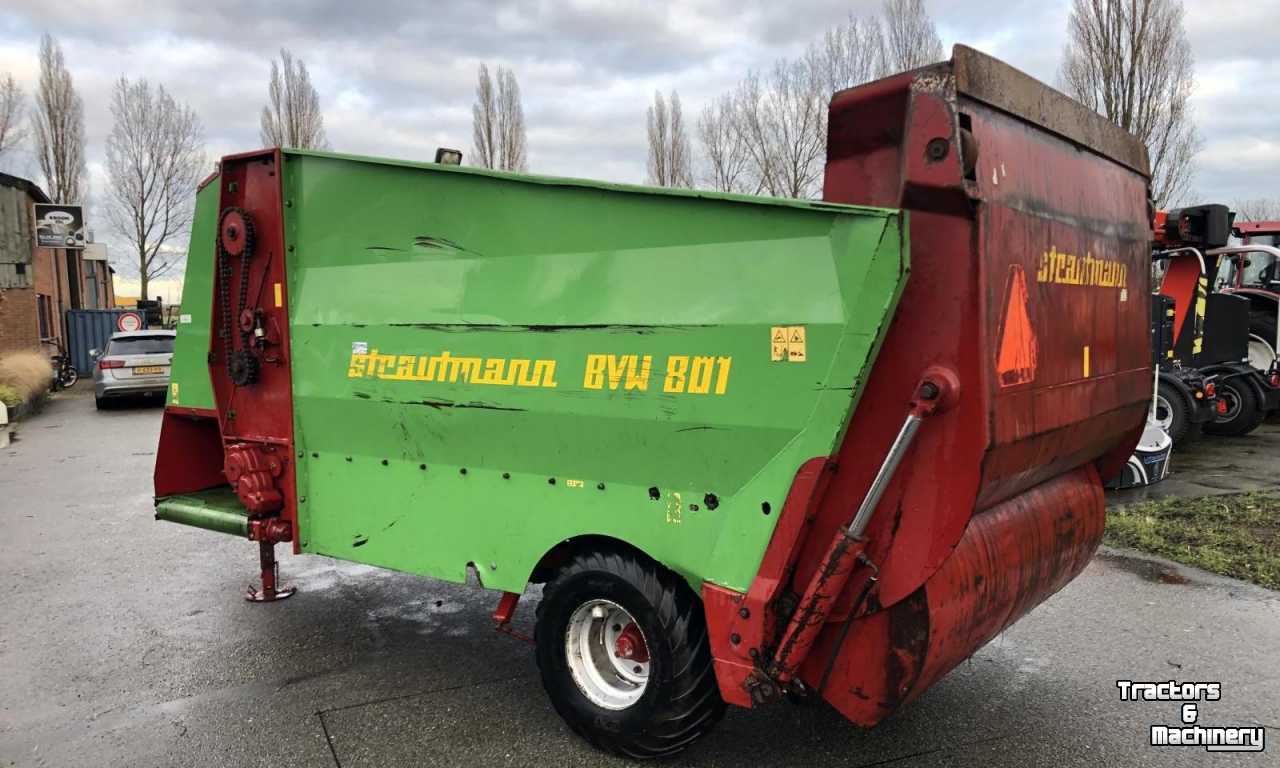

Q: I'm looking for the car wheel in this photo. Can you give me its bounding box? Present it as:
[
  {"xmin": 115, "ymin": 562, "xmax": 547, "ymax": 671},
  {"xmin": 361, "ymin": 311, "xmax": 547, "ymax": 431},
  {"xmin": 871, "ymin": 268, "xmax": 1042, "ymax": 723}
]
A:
[
  {"xmin": 94, "ymin": 396, "xmax": 106, "ymax": 410},
  {"xmin": 1203, "ymin": 378, "xmax": 1265, "ymax": 437},
  {"xmin": 535, "ymin": 547, "xmax": 724, "ymax": 759},
  {"xmin": 1154, "ymin": 381, "xmax": 1195, "ymax": 445}
]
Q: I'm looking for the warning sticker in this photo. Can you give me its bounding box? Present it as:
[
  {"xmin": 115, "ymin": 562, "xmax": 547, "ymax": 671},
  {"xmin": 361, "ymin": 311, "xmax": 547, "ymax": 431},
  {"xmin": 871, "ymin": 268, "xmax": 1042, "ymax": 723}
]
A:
[
  {"xmin": 770, "ymin": 325, "xmax": 807, "ymax": 363},
  {"xmin": 771, "ymin": 327, "xmax": 787, "ymax": 361}
]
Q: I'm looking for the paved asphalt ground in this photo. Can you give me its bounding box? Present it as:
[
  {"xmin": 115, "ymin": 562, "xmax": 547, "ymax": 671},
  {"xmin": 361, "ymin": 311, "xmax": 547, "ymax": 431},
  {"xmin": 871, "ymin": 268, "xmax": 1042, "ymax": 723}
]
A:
[{"xmin": 1, "ymin": 388, "xmax": 1277, "ymax": 767}]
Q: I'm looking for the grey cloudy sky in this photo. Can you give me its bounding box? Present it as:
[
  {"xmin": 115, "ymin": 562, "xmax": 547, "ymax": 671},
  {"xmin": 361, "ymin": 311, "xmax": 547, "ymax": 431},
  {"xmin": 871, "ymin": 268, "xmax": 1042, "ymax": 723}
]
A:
[{"xmin": 0, "ymin": 0, "xmax": 1276, "ymax": 297}]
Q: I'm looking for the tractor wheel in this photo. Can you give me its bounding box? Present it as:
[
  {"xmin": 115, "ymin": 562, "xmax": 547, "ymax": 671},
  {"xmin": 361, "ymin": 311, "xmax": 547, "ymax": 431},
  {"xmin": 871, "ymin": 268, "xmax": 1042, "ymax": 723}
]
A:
[
  {"xmin": 1154, "ymin": 381, "xmax": 1196, "ymax": 445},
  {"xmin": 1248, "ymin": 314, "xmax": 1277, "ymax": 372},
  {"xmin": 1204, "ymin": 377, "xmax": 1265, "ymax": 437},
  {"xmin": 535, "ymin": 547, "xmax": 725, "ymax": 759}
]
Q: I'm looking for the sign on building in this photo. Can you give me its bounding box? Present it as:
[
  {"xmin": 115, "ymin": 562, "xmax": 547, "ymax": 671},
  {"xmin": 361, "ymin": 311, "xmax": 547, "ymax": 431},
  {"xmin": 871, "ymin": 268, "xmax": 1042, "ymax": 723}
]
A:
[{"xmin": 34, "ymin": 203, "xmax": 86, "ymax": 249}]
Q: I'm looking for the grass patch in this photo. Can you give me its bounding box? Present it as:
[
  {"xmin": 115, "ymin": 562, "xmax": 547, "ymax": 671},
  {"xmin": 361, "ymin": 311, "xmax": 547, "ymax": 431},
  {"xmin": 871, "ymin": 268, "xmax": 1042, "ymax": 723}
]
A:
[{"xmin": 1105, "ymin": 492, "xmax": 1280, "ymax": 590}]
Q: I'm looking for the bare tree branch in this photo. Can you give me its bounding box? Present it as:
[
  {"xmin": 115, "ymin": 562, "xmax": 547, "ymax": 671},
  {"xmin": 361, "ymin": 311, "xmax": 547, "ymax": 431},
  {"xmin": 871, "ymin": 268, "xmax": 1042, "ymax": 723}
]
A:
[
  {"xmin": 0, "ymin": 74, "xmax": 27, "ymax": 158},
  {"xmin": 32, "ymin": 34, "xmax": 85, "ymax": 203},
  {"xmin": 1235, "ymin": 198, "xmax": 1280, "ymax": 222},
  {"xmin": 815, "ymin": 14, "xmax": 889, "ymax": 96},
  {"xmin": 472, "ymin": 64, "xmax": 497, "ymax": 168},
  {"xmin": 697, "ymin": 93, "xmax": 751, "ymax": 193},
  {"xmin": 496, "ymin": 67, "xmax": 528, "ymax": 172},
  {"xmin": 1061, "ymin": 0, "xmax": 1202, "ymax": 206},
  {"xmin": 646, "ymin": 90, "xmax": 692, "ymax": 187},
  {"xmin": 472, "ymin": 64, "xmax": 528, "ymax": 171},
  {"xmin": 733, "ymin": 55, "xmax": 827, "ymax": 199},
  {"xmin": 260, "ymin": 48, "xmax": 328, "ymax": 150},
  {"xmin": 692, "ymin": 3, "xmax": 938, "ymax": 199},
  {"xmin": 106, "ymin": 77, "xmax": 205, "ymax": 301},
  {"xmin": 882, "ymin": 0, "xmax": 944, "ymax": 71}
]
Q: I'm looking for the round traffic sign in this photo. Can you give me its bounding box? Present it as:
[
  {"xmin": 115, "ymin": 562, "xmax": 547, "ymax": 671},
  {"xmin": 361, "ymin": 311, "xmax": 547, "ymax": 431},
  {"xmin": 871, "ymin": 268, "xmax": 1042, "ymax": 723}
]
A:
[{"xmin": 116, "ymin": 311, "xmax": 143, "ymax": 332}]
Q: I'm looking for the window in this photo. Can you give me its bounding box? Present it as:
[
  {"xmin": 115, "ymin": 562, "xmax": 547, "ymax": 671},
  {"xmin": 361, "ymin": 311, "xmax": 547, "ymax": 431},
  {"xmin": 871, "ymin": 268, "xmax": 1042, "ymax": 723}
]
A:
[
  {"xmin": 36, "ymin": 294, "xmax": 51, "ymax": 339},
  {"xmin": 85, "ymin": 265, "xmax": 98, "ymax": 309},
  {"xmin": 106, "ymin": 335, "xmax": 175, "ymax": 355}
]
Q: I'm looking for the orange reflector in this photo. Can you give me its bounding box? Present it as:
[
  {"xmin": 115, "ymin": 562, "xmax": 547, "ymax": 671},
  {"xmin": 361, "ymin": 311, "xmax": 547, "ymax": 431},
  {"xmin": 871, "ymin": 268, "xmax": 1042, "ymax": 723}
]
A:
[{"xmin": 996, "ymin": 265, "xmax": 1037, "ymax": 387}]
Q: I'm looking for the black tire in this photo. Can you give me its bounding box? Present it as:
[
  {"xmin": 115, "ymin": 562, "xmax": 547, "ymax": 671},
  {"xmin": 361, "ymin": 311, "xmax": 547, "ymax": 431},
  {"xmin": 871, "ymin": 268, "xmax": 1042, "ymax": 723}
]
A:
[
  {"xmin": 1204, "ymin": 376, "xmax": 1265, "ymax": 436},
  {"xmin": 61, "ymin": 368, "xmax": 79, "ymax": 388},
  {"xmin": 94, "ymin": 396, "xmax": 106, "ymax": 410},
  {"xmin": 535, "ymin": 547, "xmax": 725, "ymax": 759},
  {"xmin": 1155, "ymin": 381, "xmax": 1195, "ymax": 445}
]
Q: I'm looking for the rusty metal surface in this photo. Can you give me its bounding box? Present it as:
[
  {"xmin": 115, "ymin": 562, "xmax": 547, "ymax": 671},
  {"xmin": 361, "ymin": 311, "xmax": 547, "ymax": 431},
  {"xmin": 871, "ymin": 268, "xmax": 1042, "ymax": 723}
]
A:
[
  {"xmin": 950, "ymin": 44, "xmax": 1150, "ymax": 178},
  {"xmin": 780, "ymin": 47, "xmax": 1152, "ymax": 726},
  {"xmin": 800, "ymin": 465, "xmax": 1106, "ymax": 725}
]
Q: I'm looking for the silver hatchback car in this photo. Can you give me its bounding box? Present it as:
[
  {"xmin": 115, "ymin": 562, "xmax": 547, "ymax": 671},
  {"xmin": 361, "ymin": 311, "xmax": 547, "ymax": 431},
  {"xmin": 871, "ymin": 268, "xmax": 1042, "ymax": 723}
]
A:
[{"xmin": 91, "ymin": 330, "xmax": 176, "ymax": 409}]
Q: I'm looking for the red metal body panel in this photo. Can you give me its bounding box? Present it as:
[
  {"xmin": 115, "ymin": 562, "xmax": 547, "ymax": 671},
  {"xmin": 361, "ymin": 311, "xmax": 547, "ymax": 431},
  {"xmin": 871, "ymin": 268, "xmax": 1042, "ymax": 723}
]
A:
[
  {"xmin": 797, "ymin": 465, "xmax": 1104, "ymax": 724},
  {"xmin": 154, "ymin": 409, "xmax": 225, "ymax": 498},
  {"xmin": 208, "ymin": 151, "xmax": 299, "ymax": 547},
  {"xmin": 701, "ymin": 47, "xmax": 1151, "ymax": 723},
  {"xmin": 703, "ymin": 457, "xmax": 832, "ymax": 707}
]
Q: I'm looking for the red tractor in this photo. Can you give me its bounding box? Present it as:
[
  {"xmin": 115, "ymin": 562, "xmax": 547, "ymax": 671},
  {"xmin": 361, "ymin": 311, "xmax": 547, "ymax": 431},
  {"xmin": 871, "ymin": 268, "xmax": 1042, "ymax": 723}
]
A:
[{"xmin": 1218, "ymin": 220, "xmax": 1280, "ymax": 373}]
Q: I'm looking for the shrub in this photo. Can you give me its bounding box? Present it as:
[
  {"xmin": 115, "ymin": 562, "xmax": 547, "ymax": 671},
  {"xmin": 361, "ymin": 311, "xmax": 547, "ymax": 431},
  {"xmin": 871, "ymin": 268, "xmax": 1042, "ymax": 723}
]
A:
[{"xmin": 0, "ymin": 350, "xmax": 54, "ymax": 403}]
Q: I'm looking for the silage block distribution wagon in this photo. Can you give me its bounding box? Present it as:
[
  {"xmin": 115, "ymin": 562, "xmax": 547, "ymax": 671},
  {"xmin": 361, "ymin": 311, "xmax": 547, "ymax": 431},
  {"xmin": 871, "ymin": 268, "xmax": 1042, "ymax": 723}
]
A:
[{"xmin": 154, "ymin": 46, "xmax": 1153, "ymax": 758}]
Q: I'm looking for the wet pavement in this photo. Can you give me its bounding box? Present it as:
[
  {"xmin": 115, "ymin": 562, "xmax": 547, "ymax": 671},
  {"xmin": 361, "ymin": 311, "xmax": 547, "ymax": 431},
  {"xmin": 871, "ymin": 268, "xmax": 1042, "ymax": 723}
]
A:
[
  {"xmin": 1, "ymin": 389, "xmax": 1276, "ymax": 767},
  {"xmin": 1108, "ymin": 420, "xmax": 1280, "ymax": 505}
]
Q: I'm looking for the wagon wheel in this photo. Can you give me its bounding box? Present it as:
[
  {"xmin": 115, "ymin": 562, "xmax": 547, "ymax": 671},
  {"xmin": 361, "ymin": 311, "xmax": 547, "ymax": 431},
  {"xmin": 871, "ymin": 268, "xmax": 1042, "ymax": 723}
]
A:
[{"xmin": 535, "ymin": 547, "xmax": 725, "ymax": 759}]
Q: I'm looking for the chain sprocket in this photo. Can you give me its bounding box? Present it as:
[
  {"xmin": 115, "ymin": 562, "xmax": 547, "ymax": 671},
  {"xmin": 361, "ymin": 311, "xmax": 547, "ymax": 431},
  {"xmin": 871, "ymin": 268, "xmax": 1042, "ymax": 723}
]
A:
[{"xmin": 217, "ymin": 207, "xmax": 259, "ymax": 386}]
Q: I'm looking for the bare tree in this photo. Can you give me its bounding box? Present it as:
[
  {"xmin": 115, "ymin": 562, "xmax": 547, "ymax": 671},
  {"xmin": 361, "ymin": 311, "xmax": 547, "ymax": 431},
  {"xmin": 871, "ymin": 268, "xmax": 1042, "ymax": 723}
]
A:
[
  {"xmin": 260, "ymin": 48, "xmax": 328, "ymax": 150},
  {"xmin": 646, "ymin": 90, "xmax": 692, "ymax": 187},
  {"xmin": 697, "ymin": 94, "xmax": 752, "ymax": 193},
  {"xmin": 105, "ymin": 77, "xmax": 204, "ymax": 301},
  {"xmin": 1235, "ymin": 198, "xmax": 1280, "ymax": 222},
  {"xmin": 735, "ymin": 55, "xmax": 827, "ymax": 199},
  {"xmin": 815, "ymin": 14, "xmax": 889, "ymax": 96},
  {"xmin": 472, "ymin": 64, "xmax": 497, "ymax": 169},
  {"xmin": 496, "ymin": 68, "xmax": 528, "ymax": 172},
  {"xmin": 1062, "ymin": 0, "xmax": 1201, "ymax": 206},
  {"xmin": 32, "ymin": 35, "xmax": 85, "ymax": 203},
  {"xmin": 882, "ymin": 0, "xmax": 944, "ymax": 72},
  {"xmin": 472, "ymin": 65, "xmax": 528, "ymax": 171},
  {"xmin": 693, "ymin": 2, "xmax": 939, "ymax": 200},
  {"xmin": 0, "ymin": 74, "xmax": 26, "ymax": 158}
]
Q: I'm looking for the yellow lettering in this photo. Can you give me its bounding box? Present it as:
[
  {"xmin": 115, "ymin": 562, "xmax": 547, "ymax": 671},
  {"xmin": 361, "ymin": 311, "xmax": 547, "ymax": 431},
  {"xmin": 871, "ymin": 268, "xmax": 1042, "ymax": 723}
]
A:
[
  {"xmin": 714, "ymin": 356, "xmax": 732, "ymax": 394},
  {"xmin": 347, "ymin": 353, "xmax": 368, "ymax": 378},
  {"xmin": 533, "ymin": 360, "xmax": 558, "ymax": 388},
  {"xmin": 688, "ymin": 356, "xmax": 715, "ymax": 394},
  {"xmin": 625, "ymin": 355, "xmax": 652, "ymax": 391},
  {"xmin": 664, "ymin": 356, "xmax": 689, "ymax": 393},
  {"xmin": 583, "ymin": 354, "xmax": 606, "ymax": 390}
]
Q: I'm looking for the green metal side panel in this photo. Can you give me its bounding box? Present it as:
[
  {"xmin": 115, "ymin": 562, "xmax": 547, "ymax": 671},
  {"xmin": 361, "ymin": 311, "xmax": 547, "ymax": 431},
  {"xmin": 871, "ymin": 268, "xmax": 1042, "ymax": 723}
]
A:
[
  {"xmin": 281, "ymin": 151, "xmax": 908, "ymax": 594},
  {"xmin": 166, "ymin": 177, "xmax": 219, "ymax": 411}
]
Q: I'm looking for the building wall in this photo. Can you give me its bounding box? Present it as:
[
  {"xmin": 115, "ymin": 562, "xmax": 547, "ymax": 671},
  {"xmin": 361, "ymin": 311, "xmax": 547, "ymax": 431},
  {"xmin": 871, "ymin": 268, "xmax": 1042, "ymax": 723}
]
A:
[
  {"xmin": 0, "ymin": 175, "xmax": 108, "ymax": 358},
  {"xmin": 0, "ymin": 286, "xmax": 38, "ymax": 352}
]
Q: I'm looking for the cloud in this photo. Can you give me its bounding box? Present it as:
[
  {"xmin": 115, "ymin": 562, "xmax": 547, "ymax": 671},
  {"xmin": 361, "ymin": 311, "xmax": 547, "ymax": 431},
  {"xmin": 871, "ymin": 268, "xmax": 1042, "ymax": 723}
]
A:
[{"xmin": 1, "ymin": 0, "xmax": 1276, "ymax": 301}]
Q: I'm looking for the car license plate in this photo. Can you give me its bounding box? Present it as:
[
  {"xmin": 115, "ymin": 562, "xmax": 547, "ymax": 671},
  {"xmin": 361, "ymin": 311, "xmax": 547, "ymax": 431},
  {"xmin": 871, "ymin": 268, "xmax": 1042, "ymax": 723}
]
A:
[{"xmin": 134, "ymin": 366, "xmax": 165, "ymax": 375}]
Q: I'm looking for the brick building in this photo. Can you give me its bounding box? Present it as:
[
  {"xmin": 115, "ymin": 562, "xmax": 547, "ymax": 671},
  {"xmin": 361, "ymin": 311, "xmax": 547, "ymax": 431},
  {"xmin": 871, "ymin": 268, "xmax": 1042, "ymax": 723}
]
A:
[{"xmin": 0, "ymin": 173, "xmax": 114, "ymax": 357}]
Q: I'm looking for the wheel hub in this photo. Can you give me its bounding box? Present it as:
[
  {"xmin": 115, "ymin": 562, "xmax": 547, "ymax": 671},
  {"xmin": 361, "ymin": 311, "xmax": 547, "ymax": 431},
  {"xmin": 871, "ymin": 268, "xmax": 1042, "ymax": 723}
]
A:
[
  {"xmin": 565, "ymin": 599, "xmax": 650, "ymax": 710},
  {"xmin": 1153, "ymin": 395, "xmax": 1173, "ymax": 430}
]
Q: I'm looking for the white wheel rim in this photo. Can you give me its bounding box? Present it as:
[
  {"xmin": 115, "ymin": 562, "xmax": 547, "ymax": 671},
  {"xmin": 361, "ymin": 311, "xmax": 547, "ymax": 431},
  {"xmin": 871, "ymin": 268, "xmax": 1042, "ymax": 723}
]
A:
[
  {"xmin": 565, "ymin": 599, "xmax": 650, "ymax": 710},
  {"xmin": 1153, "ymin": 394, "xmax": 1174, "ymax": 431},
  {"xmin": 1247, "ymin": 335, "xmax": 1276, "ymax": 372}
]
